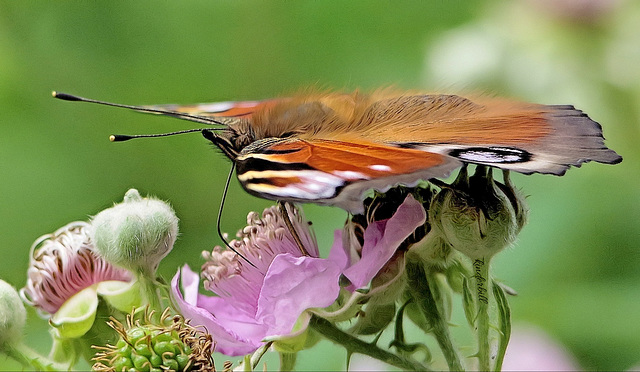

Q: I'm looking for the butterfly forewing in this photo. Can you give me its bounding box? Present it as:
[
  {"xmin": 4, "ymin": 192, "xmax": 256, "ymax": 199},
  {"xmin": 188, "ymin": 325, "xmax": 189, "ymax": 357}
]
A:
[{"xmin": 234, "ymin": 138, "xmax": 457, "ymax": 212}]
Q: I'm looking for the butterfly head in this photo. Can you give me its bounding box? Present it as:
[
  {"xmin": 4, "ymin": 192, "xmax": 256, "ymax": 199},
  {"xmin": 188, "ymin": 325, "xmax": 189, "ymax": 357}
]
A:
[{"xmin": 201, "ymin": 121, "xmax": 255, "ymax": 161}]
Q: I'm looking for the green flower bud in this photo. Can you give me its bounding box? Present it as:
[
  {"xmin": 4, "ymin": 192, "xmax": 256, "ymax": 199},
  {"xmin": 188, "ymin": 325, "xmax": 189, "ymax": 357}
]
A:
[
  {"xmin": 93, "ymin": 308, "xmax": 215, "ymax": 372},
  {"xmin": 428, "ymin": 166, "xmax": 525, "ymax": 260},
  {"xmin": 91, "ymin": 189, "xmax": 179, "ymax": 276},
  {"xmin": 0, "ymin": 280, "xmax": 26, "ymax": 348}
]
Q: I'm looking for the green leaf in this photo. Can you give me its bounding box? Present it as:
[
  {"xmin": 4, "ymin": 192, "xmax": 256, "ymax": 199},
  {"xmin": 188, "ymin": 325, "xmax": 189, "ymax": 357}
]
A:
[{"xmin": 492, "ymin": 281, "xmax": 511, "ymax": 372}]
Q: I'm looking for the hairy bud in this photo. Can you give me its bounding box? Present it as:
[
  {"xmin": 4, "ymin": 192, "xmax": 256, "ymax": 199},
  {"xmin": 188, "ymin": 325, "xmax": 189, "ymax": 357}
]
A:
[{"xmin": 91, "ymin": 189, "xmax": 178, "ymax": 275}]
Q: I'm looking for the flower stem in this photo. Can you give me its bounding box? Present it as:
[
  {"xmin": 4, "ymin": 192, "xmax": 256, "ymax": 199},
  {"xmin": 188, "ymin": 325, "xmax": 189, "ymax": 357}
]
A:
[
  {"xmin": 471, "ymin": 256, "xmax": 491, "ymax": 371},
  {"xmin": 405, "ymin": 258, "xmax": 464, "ymax": 371},
  {"xmin": 138, "ymin": 273, "xmax": 162, "ymax": 311},
  {"xmin": 309, "ymin": 315, "xmax": 431, "ymax": 371},
  {"xmin": 4, "ymin": 341, "xmax": 69, "ymax": 371},
  {"xmin": 279, "ymin": 352, "xmax": 297, "ymax": 371}
]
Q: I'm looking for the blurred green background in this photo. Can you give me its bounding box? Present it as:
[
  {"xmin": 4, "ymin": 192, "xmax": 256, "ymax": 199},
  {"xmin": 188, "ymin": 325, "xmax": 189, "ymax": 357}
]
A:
[{"xmin": 1, "ymin": 1, "xmax": 638, "ymax": 370}]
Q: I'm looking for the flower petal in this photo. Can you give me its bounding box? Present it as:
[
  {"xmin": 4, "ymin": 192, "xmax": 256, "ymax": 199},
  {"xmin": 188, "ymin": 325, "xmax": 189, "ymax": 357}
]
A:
[
  {"xmin": 97, "ymin": 280, "xmax": 143, "ymax": 313},
  {"xmin": 257, "ymin": 253, "xmax": 341, "ymax": 337},
  {"xmin": 171, "ymin": 266, "xmax": 264, "ymax": 356},
  {"xmin": 343, "ymin": 195, "xmax": 426, "ymax": 288},
  {"xmin": 266, "ymin": 312, "xmax": 312, "ymax": 353},
  {"xmin": 327, "ymin": 230, "xmax": 348, "ymax": 269},
  {"xmin": 50, "ymin": 285, "xmax": 98, "ymax": 338}
]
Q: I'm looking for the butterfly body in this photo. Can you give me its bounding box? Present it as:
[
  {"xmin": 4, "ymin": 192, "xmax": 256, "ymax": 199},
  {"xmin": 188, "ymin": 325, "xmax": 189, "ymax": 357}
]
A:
[{"xmin": 53, "ymin": 90, "xmax": 622, "ymax": 214}]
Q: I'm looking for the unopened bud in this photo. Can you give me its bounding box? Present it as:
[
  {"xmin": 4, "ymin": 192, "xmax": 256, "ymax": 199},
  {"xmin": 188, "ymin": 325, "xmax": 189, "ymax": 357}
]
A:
[
  {"xmin": 91, "ymin": 189, "xmax": 178, "ymax": 275},
  {"xmin": 429, "ymin": 166, "xmax": 526, "ymax": 260},
  {"xmin": 0, "ymin": 279, "xmax": 26, "ymax": 348}
]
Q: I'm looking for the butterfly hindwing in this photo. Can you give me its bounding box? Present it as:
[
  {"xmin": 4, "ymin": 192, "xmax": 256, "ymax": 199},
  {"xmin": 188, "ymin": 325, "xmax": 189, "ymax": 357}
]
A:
[
  {"xmin": 345, "ymin": 94, "xmax": 621, "ymax": 175},
  {"xmin": 243, "ymin": 93, "xmax": 620, "ymax": 176}
]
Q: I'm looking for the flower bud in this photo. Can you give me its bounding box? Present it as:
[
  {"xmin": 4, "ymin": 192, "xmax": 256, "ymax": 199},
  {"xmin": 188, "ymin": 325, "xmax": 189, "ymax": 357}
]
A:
[
  {"xmin": 92, "ymin": 308, "xmax": 215, "ymax": 372},
  {"xmin": 0, "ymin": 279, "xmax": 26, "ymax": 348},
  {"xmin": 429, "ymin": 166, "xmax": 525, "ymax": 260},
  {"xmin": 91, "ymin": 189, "xmax": 178, "ymax": 275}
]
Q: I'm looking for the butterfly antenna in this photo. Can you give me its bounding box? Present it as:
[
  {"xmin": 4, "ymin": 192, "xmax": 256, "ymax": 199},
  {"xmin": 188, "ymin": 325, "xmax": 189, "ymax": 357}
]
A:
[
  {"xmin": 217, "ymin": 163, "xmax": 259, "ymax": 269},
  {"xmin": 52, "ymin": 91, "xmax": 227, "ymax": 126},
  {"xmin": 109, "ymin": 129, "xmax": 211, "ymax": 142}
]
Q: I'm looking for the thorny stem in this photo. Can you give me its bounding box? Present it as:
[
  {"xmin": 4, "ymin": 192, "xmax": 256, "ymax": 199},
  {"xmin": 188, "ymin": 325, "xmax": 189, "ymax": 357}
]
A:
[
  {"xmin": 472, "ymin": 256, "xmax": 492, "ymax": 371},
  {"xmin": 405, "ymin": 257, "xmax": 464, "ymax": 371},
  {"xmin": 309, "ymin": 315, "xmax": 431, "ymax": 371}
]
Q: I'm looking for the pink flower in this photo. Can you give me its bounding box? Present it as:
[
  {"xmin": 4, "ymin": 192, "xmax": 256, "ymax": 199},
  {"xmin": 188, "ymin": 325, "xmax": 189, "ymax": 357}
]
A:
[
  {"xmin": 172, "ymin": 205, "xmax": 341, "ymax": 356},
  {"xmin": 20, "ymin": 221, "xmax": 140, "ymax": 340},
  {"xmin": 21, "ymin": 221, "xmax": 132, "ymax": 315},
  {"xmin": 329, "ymin": 194, "xmax": 427, "ymax": 290},
  {"xmin": 172, "ymin": 196, "xmax": 426, "ymax": 356}
]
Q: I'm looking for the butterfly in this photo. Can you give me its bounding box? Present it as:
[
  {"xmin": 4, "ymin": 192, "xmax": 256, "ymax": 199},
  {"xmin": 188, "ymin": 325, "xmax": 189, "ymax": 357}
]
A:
[{"xmin": 53, "ymin": 90, "xmax": 622, "ymax": 214}]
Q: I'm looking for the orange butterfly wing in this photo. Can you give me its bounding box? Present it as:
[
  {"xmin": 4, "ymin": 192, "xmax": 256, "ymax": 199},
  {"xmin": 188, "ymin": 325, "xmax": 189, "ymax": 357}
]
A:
[
  {"xmin": 246, "ymin": 93, "xmax": 621, "ymax": 176},
  {"xmin": 342, "ymin": 94, "xmax": 621, "ymax": 175},
  {"xmin": 235, "ymin": 138, "xmax": 459, "ymax": 212},
  {"xmin": 140, "ymin": 92, "xmax": 620, "ymax": 212},
  {"xmin": 53, "ymin": 90, "xmax": 620, "ymax": 212}
]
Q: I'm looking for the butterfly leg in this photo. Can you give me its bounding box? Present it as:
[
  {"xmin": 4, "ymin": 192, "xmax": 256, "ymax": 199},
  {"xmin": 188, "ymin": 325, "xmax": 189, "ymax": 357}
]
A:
[
  {"xmin": 497, "ymin": 170, "xmax": 529, "ymax": 232},
  {"xmin": 278, "ymin": 201, "xmax": 311, "ymax": 256},
  {"xmin": 428, "ymin": 163, "xmax": 469, "ymax": 190}
]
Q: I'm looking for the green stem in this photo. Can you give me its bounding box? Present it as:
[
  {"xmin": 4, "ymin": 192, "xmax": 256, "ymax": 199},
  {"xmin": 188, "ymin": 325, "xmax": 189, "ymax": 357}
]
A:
[
  {"xmin": 471, "ymin": 256, "xmax": 491, "ymax": 371},
  {"xmin": 279, "ymin": 352, "xmax": 297, "ymax": 371},
  {"xmin": 309, "ymin": 315, "xmax": 431, "ymax": 371},
  {"xmin": 49, "ymin": 334, "xmax": 79, "ymax": 367},
  {"xmin": 405, "ymin": 259, "xmax": 464, "ymax": 371},
  {"xmin": 138, "ymin": 273, "xmax": 162, "ymax": 311},
  {"xmin": 4, "ymin": 341, "xmax": 70, "ymax": 371}
]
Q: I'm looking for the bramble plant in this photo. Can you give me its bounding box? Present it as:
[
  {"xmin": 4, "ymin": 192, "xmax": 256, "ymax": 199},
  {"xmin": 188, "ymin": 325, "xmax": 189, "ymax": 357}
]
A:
[{"xmin": 4, "ymin": 167, "xmax": 528, "ymax": 371}]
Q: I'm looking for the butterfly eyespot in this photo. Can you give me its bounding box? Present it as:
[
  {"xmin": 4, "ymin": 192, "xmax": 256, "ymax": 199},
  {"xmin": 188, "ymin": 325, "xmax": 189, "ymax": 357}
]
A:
[{"xmin": 449, "ymin": 147, "xmax": 531, "ymax": 164}]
